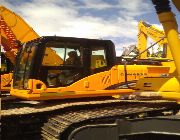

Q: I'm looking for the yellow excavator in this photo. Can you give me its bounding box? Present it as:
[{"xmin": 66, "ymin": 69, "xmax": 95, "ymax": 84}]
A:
[
  {"xmin": 7, "ymin": 21, "xmax": 175, "ymax": 100},
  {"xmin": 0, "ymin": 5, "xmax": 39, "ymax": 93},
  {"xmin": 9, "ymin": 36, "xmax": 171, "ymax": 100},
  {"xmin": 0, "ymin": 5, "xmax": 171, "ymax": 96},
  {"xmin": 1, "ymin": 0, "xmax": 180, "ymax": 139},
  {"xmin": 9, "ymin": 20, "xmax": 176, "ymax": 100}
]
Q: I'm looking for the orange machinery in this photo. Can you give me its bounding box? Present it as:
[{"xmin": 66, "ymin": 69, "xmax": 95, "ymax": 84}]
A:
[{"xmin": 10, "ymin": 36, "xmax": 170, "ymax": 100}]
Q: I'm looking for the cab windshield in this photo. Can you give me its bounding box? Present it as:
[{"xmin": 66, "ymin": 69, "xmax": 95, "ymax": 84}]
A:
[{"xmin": 13, "ymin": 42, "xmax": 37, "ymax": 89}]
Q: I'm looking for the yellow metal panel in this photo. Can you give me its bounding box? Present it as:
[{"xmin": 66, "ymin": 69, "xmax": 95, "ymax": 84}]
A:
[
  {"xmin": 160, "ymin": 91, "xmax": 180, "ymax": 102},
  {"xmin": 11, "ymin": 89, "xmax": 40, "ymax": 100},
  {"xmin": 0, "ymin": 73, "xmax": 12, "ymax": 91},
  {"xmin": 147, "ymin": 66, "xmax": 169, "ymax": 74},
  {"xmin": 135, "ymin": 77, "xmax": 179, "ymax": 92},
  {"xmin": 10, "ymin": 64, "xmax": 172, "ymax": 100},
  {"xmin": 11, "ymin": 88, "xmax": 134, "ymax": 100}
]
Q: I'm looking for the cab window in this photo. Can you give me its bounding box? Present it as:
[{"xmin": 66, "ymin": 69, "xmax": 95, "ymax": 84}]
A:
[{"xmin": 91, "ymin": 46, "xmax": 107, "ymax": 70}]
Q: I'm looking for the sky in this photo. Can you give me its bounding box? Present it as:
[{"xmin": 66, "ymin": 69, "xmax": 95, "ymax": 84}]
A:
[{"xmin": 1, "ymin": 0, "xmax": 180, "ymax": 56}]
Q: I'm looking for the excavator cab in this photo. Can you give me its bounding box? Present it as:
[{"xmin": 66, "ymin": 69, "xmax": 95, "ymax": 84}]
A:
[{"xmin": 13, "ymin": 36, "xmax": 116, "ymax": 89}]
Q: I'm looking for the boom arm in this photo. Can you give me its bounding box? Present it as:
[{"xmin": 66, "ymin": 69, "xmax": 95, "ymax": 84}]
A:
[{"xmin": 0, "ymin": 5, "xmax": 39, "ymax": 63}]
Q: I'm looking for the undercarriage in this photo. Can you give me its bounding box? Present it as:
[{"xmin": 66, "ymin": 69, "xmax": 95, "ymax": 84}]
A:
[{"xmin": 2, "ymin": 97, "xmax": 180, "ymax": 140}]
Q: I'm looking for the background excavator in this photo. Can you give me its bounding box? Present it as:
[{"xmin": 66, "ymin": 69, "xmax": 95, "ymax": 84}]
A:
[
  {"xmin": 137, "ymin": 20, "xmax": 175, "ymax": 73},
  {"xmin": 122, "ymin": 20, "xmax": 175, "ymax": 74},
  {"xmin": 0, "ymin": 5, "xmax": 39, "ymax": 93},
  {"xmin": 137, "ymin": 20, "xmax": 171, "ymax": 59},
  {"xmin": 1, "ymin": 0, "xmax": 180, "ymax": 139}
]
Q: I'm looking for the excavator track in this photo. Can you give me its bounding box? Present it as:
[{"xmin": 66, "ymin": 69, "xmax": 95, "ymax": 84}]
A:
[
  {"xmin": 1, "ymin": 97, "xmax": 179, "ymax": 140},
  {"xmin": 41, "ymin": 101, "xmax": 179, "ymax": 140}
]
